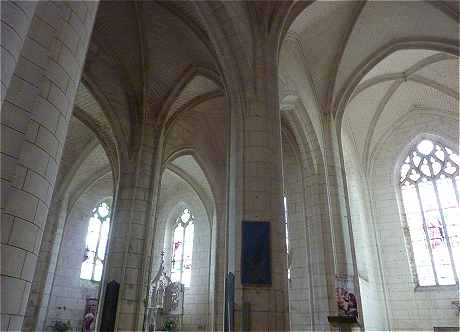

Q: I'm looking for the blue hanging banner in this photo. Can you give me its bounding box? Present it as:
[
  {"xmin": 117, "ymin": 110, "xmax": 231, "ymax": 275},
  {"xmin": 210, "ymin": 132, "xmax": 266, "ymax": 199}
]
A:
[{"xmin": 241, "ymin": 221, "xmax": 271, "ymax": 285}]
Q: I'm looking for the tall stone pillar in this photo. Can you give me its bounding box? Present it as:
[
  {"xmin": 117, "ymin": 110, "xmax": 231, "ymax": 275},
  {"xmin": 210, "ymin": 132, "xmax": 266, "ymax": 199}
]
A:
[
  {"xmin": 1, "ymin": 1, "xmax": 38, "ymax": 103},
  {"xmin": 321, "ymin": 113, "xmax": 362, "ymax": 323},
  {"xmin": 98, "ymin": 123, "xmax": 160, "ymax": 331},
  {"xmin": 0, "ymin": 2, "xmax": 98, "ymax": 330},
  {"xmin": 23, "ymin": 193, "xmax": 69, "ymax": 331},
  {"xmin": 227, "ymin": 42, "xmax": 289, "ymax": 331}
]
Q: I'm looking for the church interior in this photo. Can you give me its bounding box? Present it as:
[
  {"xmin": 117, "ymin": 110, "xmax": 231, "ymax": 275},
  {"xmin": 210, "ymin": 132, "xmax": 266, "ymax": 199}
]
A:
[{"xmin": 1, "ymin": 1, "xmax": 459, "ymax": 331}]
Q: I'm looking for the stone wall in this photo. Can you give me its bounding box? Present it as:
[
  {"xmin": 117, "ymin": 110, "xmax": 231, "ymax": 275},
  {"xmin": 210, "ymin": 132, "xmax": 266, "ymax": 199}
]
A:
[
  {"xmin": 370, "ymin": 108, "xmax": 459, "ymax": 330},
  {"xmin": 44, "ymin": 175, "xmax": 113, "ymax": 331}
]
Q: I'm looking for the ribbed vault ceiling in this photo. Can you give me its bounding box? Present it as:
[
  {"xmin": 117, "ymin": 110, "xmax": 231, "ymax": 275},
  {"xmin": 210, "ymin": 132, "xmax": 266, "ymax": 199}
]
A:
[
  {"xmin": 83, "ymin": 0, "xmax": 220, "ymax": 151},
  {"xmin": 280, "ymin": 0, "xmax": 458, "ymax": 160},
  {"xmin": 159, "ymin": 155, "xmax": 213, "ymax": 219},
  {"xmin": 171, "ymin": 155, "xmax": 212, "ymax": 207},
  {"xmin": 343, "ymin": 49, "xmax": 459, "ymax": 169},
  {"xmin": 55, "ymin": 116, "xmax": 112, "ymax": 204}
]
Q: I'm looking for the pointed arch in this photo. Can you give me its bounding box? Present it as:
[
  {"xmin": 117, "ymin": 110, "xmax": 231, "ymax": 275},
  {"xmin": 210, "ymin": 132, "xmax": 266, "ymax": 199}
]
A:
[
  {"xmin": 335, "ymin": 39, "xmax": 459, "ymax": 131},
  {"xmin": 158, "ymin": 65, "xmax": 223, "ymax": 127}
]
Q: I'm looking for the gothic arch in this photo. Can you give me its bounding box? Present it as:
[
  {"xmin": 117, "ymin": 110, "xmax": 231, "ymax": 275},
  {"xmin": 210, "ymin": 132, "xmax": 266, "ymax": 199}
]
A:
[
  {"xmin": 151, "ymin": 161, "xmax": 214, "ymax": 330},
  {"xmin": 335, "ymin": 40, "xmax": 459, "ymax": 131}
]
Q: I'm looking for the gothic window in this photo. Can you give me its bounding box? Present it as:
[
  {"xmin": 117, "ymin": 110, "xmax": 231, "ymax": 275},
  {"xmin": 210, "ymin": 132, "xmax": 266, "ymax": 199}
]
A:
[
  {"xmin": 171, "ymin": 208, "xmax": 194, "ymax": 287},
  {"xmin": 399, "ymin": 139, "xmax": 459, "ymax": 286},
  {"xmin": 80, "ymin": 201, "xmax": 111, "ymax": 282},
  {"xmin": 284, "ymin": 196, "xmax": 291, "ymax": 280}
]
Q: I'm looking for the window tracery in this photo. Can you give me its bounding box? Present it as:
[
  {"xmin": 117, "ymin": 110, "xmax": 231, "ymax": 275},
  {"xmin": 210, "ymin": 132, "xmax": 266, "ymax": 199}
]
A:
[
  {"xmin": 171, "ymin": 208, "xmax": 194, "ymax": 287},
  {"xmin": 80, "ymin": 201, "xmax": 111, "ymax": 282},
  {"xmin": 399, "ymin": 139, "xmax": 459, "ymax": 286}
]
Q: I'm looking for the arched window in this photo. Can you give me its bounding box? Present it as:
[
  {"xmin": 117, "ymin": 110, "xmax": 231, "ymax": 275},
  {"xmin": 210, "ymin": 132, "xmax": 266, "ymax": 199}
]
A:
[
  {"xmin": 80, "ymin": 201, "xmax": 111, "ymax": 282},
  {"xmin": 171, "ymin": 208, "xmax": 194, "ymax": 287},
  {"xmin": 283, "ymin": 195, "xmax": 291, "ymax": 280},
  {"xmin": 399, "ymin": 139, "xmax": 459, "ymax": 286}
]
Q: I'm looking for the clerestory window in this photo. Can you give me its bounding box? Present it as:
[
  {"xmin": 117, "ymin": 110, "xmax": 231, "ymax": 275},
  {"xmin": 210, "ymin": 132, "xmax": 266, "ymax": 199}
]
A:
[
  {"xmin": 80, "ymin": 201, "xmax": 111, "ymax": 282},
  {"xmin": 170, "ymin": 208, "xmax": 194, "ymax": 287},
  {"xmin": 399, "ymin": 139, "xmax": 459, "ymax": 286}
]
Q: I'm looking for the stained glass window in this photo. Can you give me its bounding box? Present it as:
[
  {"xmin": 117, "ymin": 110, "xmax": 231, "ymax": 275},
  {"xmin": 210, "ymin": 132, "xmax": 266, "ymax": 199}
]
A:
[
  {"xmin": 399, "ymin": 139, "xmax": 459, "ymax": 286},
  {"xmin": 170, "ymin": 208, "xmax": 194, "ymax": 287},
  {"xmin": 80, "ymin": 201, "xmax": 111, "ymax": 282}
]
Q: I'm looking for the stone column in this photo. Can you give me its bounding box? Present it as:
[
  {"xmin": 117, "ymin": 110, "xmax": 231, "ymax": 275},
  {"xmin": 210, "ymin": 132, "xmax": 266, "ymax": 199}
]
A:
[
  {"xmin": 321, "ymin": 114, "xmax": 355, "ymax": 277},
  {"xmin": 210, "ymin": 200, "xmax": 227, "ymax": 331},
  {"xmin": 1, "ymin": 2, "xmax": 98, "ymax": 330},
  {"xmin": 98, "ymin": 124, "xmax": 160, "ymax": 331},
  {"xmin": 321, "ymin": 113, "xmax": 363, "ymax": 323},
  {"xmin": 23, "ymin": 194, "xmax": 69, "ymax": 331},
  {"xmin": 1, "ymin": 1, "xmax": 38, "ymax": 103},
  {"xmin": 227, "ymin": 43, "xmax": 289, "ymax": 330}
]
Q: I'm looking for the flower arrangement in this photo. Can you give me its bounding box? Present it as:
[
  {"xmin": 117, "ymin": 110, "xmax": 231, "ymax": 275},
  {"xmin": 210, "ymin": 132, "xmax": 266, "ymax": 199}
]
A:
[{"xmin": 163, "ymin": 319, "xmax": 176, "ymax": 331}]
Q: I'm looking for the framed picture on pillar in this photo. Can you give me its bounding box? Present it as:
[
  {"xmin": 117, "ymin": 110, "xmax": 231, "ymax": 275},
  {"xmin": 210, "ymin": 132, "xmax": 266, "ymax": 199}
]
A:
[{"xmin": 241, "ymin": 221, "xmax": 271, "ymax": 285}]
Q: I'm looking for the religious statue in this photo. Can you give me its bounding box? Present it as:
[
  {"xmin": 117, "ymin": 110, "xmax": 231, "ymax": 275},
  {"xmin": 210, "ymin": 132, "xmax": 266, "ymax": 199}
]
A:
[{"xmin": 83, "ymin": 298, "xmax": 98, "ymax": 332}]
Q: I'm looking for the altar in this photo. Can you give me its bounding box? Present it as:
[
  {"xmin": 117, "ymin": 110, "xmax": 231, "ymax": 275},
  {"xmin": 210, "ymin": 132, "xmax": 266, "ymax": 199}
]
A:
[{"xmin": 145, "ymin": 256, "xmax": 184, "ymax": 331}]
